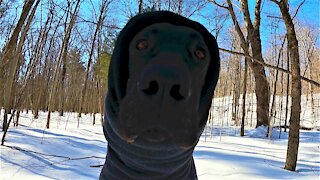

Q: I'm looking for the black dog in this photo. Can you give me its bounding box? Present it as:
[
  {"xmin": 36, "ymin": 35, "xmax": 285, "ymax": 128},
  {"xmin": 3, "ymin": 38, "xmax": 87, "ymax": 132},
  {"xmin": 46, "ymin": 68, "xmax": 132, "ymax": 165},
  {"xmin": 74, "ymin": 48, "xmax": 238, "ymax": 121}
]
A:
[{"xmin": 100, "ymin": 11, "xmax": 220, "ymax": 180}]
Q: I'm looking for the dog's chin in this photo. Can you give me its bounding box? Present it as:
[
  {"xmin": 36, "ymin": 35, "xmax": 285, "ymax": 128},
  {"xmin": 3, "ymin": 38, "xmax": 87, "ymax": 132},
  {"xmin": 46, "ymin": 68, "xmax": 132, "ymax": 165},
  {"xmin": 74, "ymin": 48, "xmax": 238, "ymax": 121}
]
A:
[
  {"xmin": 139, "ymin": 128, "xmax": 170, "ymax": 142},
  {"xmin": 120, "ymin": 128, "xmax": 198, "ymax": 150},
  {"xmin": 120, "ymin": 128, "xmax": 171, "ymax": 144}
]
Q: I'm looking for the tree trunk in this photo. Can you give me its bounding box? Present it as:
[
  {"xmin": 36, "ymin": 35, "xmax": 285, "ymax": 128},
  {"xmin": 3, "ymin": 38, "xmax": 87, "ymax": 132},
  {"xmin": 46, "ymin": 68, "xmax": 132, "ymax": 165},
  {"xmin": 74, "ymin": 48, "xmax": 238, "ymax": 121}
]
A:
[
  {"xmin": 42, "ymin": 8, "xmax": 63, "ymax": 123},
  {"xmin": 308, "ymin": 53, "xmax": 316, "ymax": 128},
  {"xmin": 1, "ymin": 0, "xmax": 37, "ymax": 131},
  {"xmin": 216, "ymin": 0, "xmax": 270, "ymax": 128},
  {"xmin": 1, "ymin": 110, "xmax": 16, "ymax": 145},
  {"xmin": 268, "ymin": 55, "xmax": 280, "ymax": 138},
  {"xmin": 251, "ymin": 61, "xmax": 270, "ymax": 127},
  {"xmin": 240, "ymin": 0, "xmax": 270, "ymax": 127},
  {"xmin": 272, "ymin": 0, "xmax": 302, "ymax": 171},
  {"xmin": 78, "ymin": 0, "xmax": 109, "ymax": 119},
  {"xmin": 59, "ymin": 1, "xmax": 78, "ymax": 117},
  {"xmin": 284, "ymin": 41, "xmax": 290, "ymax": 132},
  {"xmin": 46, "ymin": 0, "xmax": 81, "ymax": 128},
  {"xmin": 14, "ymin": 110, "xmax": 20, "ymax": 127},
  {"xmin": 177, "ymin": 0, "xmax": 183, "ymax": 15},
  {"xmin": 268, "ymin": 35, "xmax": 286, "ymax": 138},
  {"xmin": 241, "ymin": 59, "xmax": 248, "ymax": 136},
  {"xmin": 32, "ymin": 7, "xmax": 52, "ymax": 119},
  {"xmin": 157, "ymin": 0, "xmax": 161, "ymax": 10},
  {"xmin": 93, "ymin": 112, "xmax": 96, "ymax": 125},
  {"xmin": 232, "ymin": 60, "xmax": 241, "ymax": 126},
  {"xmin": 138, "ymin": 0, "xmax": 143, "ymax": 14}
]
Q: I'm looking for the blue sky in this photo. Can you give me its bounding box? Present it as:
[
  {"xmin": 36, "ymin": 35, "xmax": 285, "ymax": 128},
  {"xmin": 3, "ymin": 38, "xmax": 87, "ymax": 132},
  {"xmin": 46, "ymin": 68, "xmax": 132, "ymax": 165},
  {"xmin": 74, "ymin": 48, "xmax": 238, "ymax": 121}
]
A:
[
  {"xmin": 257, "ymin": 0, "xmax": 320, "ymax": 48},
  {"xmin": 199, "ymin": 0, "xmax": 319, "ymax": 52},
  {"xmin": 1, "ymin": 0, "xmax": 318, "ymax": 55},
  {"xmin": 110, "ymin": 0, "xmax": 320, "ymax": 53}
]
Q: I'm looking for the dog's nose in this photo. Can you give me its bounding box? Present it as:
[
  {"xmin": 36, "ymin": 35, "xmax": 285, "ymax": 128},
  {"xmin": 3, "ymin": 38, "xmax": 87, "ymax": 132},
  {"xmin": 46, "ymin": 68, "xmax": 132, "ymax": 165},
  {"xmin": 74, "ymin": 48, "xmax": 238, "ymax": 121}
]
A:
[
  {"xmin": 141, "ymin": 80, "xmax": 184, "ymax": 101},
  {"xmin": 138, "ymin": 65, "xmax": 190, "ymax": 102}
]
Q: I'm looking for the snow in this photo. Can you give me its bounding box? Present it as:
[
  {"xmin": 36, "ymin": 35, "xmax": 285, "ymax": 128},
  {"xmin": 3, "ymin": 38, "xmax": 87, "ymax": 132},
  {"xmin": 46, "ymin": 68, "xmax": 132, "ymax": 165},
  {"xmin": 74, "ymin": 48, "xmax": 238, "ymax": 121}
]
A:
[
  {"xmin": 1, "ymin": 108, "xmax": 319, "ymax": 179},
  {"xmin": 1, "ymin": 112, "xmax": 107, "ymax": 180},
  {"xmin": 208, "ymin": 94, "xmax": 320, "ymax": 128},
  {"xmin": 197, "ymin": 127, "xmax": 319, "ymax": 179}
]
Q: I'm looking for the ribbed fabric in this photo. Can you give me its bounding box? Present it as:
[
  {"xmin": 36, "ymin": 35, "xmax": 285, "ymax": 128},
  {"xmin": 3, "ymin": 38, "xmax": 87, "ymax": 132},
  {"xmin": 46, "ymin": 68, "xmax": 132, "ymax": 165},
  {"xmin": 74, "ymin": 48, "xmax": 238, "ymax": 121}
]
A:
[{"xmin": 100, "ymin": 104, "xmax": 197, "ymax": 179}]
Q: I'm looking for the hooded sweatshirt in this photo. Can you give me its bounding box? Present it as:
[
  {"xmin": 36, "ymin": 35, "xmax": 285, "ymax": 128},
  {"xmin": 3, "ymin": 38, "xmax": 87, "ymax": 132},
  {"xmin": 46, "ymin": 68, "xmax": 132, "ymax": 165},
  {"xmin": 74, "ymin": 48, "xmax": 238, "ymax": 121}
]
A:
[{"xmin": 100, "ymin": 11, "xmax": 220, "ymax": 180}]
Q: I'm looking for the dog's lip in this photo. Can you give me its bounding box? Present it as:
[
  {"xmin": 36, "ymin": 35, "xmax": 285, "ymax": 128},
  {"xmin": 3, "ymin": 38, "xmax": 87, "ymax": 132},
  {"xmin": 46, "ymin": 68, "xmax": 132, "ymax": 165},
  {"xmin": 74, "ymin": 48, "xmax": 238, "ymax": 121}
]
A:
[
  {"xmin": 139, "ymin": 128, "xmax": 170, "ymax": 142},
  {"xmin": 124, "ymin": 135, "xmax": 138, "ymax": 144}
]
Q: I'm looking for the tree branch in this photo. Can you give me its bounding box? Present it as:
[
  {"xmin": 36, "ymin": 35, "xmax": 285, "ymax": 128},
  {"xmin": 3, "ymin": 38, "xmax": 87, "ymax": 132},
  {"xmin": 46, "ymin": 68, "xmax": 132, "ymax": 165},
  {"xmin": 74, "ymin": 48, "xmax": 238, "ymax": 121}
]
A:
[
  {"xmin": 219, "ymin": 48, "xmax": 320, "ymax": 87},
  {"xmin": 270, "ymin": 0, "xmax": 280, "ymax": 5},
  {"xmin": 253, "ymin": 0, "xmax": 262, "ymax": 29},
  {"xmin": 187, "ymin": 1, "xmax": 209, "ymax": 18},
  {"xmin": 240, "ymin": 0, "xmax": 253, "ymax": 30},
  {"xmin": 90, "ymin": 164, "xmax": 104, "ymax": 168},
  {"xmin": 292, "ymin": 0, "xmax": 306, "ymax": 19},
  {"xmin": 209, "ymin": 0, "xmax": 228, "ymax": 9}
]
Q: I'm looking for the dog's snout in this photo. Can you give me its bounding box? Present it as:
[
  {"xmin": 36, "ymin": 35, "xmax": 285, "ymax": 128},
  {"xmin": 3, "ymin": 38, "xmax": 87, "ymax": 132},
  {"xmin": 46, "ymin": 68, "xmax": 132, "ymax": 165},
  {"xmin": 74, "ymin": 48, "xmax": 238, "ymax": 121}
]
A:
[{"xmin": 138, "ymin": 65, "xmax": 190, "ymax": 102}]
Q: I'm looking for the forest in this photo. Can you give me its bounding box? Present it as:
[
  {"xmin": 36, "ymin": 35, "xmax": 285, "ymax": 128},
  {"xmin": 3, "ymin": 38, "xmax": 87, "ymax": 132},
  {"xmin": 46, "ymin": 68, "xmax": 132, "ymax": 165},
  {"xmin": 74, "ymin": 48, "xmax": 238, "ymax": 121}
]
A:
[{"xmin": 0, "ymin": 0, "xmax": 319, "ymax": 178}]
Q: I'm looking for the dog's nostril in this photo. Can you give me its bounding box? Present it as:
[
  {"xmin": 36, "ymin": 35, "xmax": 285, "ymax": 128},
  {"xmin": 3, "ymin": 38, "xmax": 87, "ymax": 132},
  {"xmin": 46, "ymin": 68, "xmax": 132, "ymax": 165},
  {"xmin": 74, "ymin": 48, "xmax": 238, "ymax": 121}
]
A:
[
  {"xmin": 142, "ymin": 80, "xmax": 159, "ymax": 95},
  {"xmin": 170, "ymin": 84, "xmax": 184, "ymax": 101}
]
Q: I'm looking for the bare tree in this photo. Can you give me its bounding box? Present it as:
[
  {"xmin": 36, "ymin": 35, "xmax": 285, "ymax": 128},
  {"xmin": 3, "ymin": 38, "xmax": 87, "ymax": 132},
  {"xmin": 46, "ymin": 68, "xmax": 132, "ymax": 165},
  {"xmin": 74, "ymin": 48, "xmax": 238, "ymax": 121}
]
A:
[
  {"xmin": 228, "ymin": 29, "xmax": 242, "ymax": 126},
  {"xmin": 1, "ymin": 0, "xmax": 38, "ymax": 131},
  {"xmin": 78, "ymin": 0, "xmax": 112, "ymax": 122},
  {"xmin": 268, "ymin": 36, "xmax": 286, "ymax": 138},
  {"xmin": 31, "ymin": 5, "xmax": 54, "ymax": 119},
  {"xmin": 211, "ymin": 0, "xmax": 270, "ymax": 127},
  {"xmin": 297, "ymin": 26, "xmax": 319, "ymax": 126},
  {"xmin": 46, "ymin": 0, "xmax": 81, "ymax": 128},
  {"xmin": 271, "ymin": 0, "xmax": 303, "ymax": 171}
]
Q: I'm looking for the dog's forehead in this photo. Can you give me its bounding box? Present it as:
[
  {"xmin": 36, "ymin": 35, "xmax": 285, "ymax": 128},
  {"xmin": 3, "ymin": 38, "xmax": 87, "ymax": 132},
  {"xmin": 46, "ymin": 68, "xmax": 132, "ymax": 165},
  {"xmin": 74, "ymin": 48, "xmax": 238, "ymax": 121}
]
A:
[{"xmin": 133, "ymin": 22, "xmax": 204, "ymax": 40}]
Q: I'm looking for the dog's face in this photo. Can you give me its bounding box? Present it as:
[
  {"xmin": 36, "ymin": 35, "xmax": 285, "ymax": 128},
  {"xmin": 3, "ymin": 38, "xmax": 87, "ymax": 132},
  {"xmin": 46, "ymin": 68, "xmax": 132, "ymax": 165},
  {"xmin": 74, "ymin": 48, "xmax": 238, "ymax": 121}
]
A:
[{"xmin": 118, "ymin": 23, "xmax": 210, "ymax": 148}]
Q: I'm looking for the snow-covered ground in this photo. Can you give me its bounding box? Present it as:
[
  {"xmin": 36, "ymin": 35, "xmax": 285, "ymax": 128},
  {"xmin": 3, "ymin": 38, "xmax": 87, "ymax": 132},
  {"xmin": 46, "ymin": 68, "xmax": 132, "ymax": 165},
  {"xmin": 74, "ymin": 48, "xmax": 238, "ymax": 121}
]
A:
[{"xmin": 0, "ymin": 110, "xmax": 319, "ymax": 180}]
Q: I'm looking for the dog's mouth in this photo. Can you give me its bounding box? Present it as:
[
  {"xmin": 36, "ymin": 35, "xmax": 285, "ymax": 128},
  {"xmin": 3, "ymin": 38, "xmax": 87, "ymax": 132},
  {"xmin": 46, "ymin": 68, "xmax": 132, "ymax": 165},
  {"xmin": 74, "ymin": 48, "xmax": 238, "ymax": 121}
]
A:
[
  {"xmin": 121, "ymin": 125, "xmax": 199, "ymax": 149},
  {"xmin": 124, "ymin": 128, "xmax": 170, "ymax": 143},
  {"xmin": 140, "ymin": 128, "xmax": 170, "ymax": 142}
]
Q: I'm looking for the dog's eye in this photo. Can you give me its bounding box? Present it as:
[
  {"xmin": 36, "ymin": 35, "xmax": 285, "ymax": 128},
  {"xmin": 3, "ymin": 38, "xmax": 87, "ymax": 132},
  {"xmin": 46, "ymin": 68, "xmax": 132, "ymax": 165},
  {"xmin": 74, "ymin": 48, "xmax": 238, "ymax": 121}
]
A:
[
  {"xmin": 136, "ymin": 39, "xmax": 148, "ymax": 50},
  {"xmin": 194, "ymin": 48, "xmax": 206, "ymax": 60}
]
